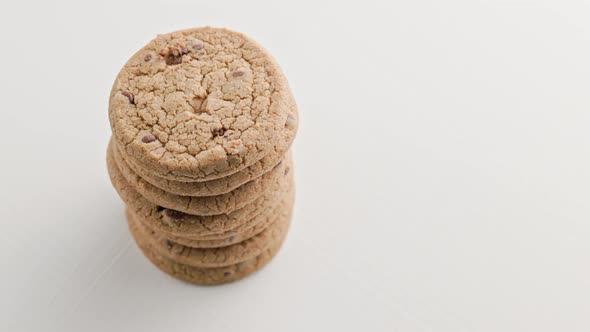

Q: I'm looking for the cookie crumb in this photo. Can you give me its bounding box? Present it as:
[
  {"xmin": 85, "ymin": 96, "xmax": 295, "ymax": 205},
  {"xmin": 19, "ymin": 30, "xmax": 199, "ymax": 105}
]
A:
[
  {"xmin": 121, "ymin": 91, "xmax": 135, "ymax": 104},
  {"xmin": 211, "ymin": 127, "xmax": 227, "ymax": 138},
  {"xmin": 144, "ymin": 54, "xmax": 152, "ymax": 62},
  {"xmin": 284, "ymin": 166, "xmax": 290, "ymax": 175},
  {"xmin": 165, "ymin": 240, "xmax": 174, "ymax": 249},
  {"xmin": 192, "ymin": 44, "xmax": 203, "ymax": 50},
  {"xmin": 142, "ymin": 134, "xmax": 157, "ymax": 143},
  {"xmin": 232, "ymin": 71, "xmax": 244, "ymax": 77}
]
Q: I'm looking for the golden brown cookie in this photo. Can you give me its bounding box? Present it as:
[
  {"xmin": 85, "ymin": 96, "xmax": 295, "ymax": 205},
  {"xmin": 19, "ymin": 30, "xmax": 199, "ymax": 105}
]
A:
[
  {"xmin": 128, "ymin": 210, "xmax": 290, "ymax": 285},
  {"xmin": 107, "ymin": 146, "xmax": 294, "ymax": 238},
  {"xmin": 109, "ymin": 140, "xmax": 286, "ymax": 215},
  {"xmin": 115, "ymin": 105, "xmax": 297, "ymax": 196},
  {"xmin": 137, "ymin": 175, "xmax": 295, "ymax": 248},
  {"xmin": 128, "ymin": 198, "xmax": 291, "ymax": 267},
  {"xmin": 109, "ymin": 27, "xmax": 297, "ymax": 182}
]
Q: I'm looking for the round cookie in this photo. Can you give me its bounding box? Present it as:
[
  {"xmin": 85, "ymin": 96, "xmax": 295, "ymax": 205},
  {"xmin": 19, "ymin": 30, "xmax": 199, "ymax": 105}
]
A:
[
  {"xmin": 115, "ymin": 106, "xmax": 297, "ymax": 196},
  {"xmin": 109, "ymin": 140, "xmax": 287, "ymax": 215},
  {"xmin": 137, "ymin": 174, "xmax": 295, "ymax": 248},
  {"xmin": 109, "ymin": 27, "xmax": 297, "ymax": 181},
  {"xmin": 128, "ymin": 198, "xmax": 291, "ymax": 267},
  {"xmin": 128, "ymin": 213, "xmax": 289, "ymax": 285},
  {"xmin": 146, "ymin": 212, "xmax": 273, "ymax": 248},
  {"xmin": 107, "ymin": 147, "xmax": 294, "ymax": 238}
]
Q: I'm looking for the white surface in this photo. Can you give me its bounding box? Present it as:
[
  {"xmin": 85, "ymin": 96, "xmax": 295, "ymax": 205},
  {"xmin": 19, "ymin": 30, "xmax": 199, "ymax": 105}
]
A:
[{"xmin": 1, "ymin": 0, "xmax": 590, "ymax": 331}]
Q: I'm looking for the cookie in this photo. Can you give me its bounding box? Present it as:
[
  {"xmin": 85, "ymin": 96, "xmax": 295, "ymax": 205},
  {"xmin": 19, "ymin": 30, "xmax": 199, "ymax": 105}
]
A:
[
  {"xmin": 107, "ymin": 146, "xmax": 294, "ymax": 238},
  {"xmin": 128, "ymin": 213, "xmax": 288, "ymax": 285},
  {"xmin": 109, "ymin": 139, "xmax": 286, "ymax": 215},
  {"xmin": 109, "ymin": 27, "xmax": 297, "ymax": 181},
  {"xmin": 128, "ymin": 196, "xmax": 291, "ymax": 267},
  {"xmin": 138, "ymin": 174, "xmax": 295, "ymax": 248},
  {"xmin": 115, "ymin": 106, "xmax": 297, "ymax": 196}
]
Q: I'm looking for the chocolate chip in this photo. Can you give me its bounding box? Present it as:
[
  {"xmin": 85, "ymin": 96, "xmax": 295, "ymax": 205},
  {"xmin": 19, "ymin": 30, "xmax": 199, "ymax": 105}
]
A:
[
  {"xmin": 156, "ymin": 206, "xmax": 164, "ymax": 212},
  {"xmin": 165, "ymin": 55, "xmax": 183, "ymax": 65},
  {"xmin": 164, "ymin": 209, "xmax": 186, "ymax": 220},
  {"xmin": 211, "ymin": 127, "xmax": 227, "ymax": 138},
  {"xmin": 192, "ymin": 44, "xmax": 203, "ymax": 50},
  {"xmin": 144, "ymin": 54, "xmax": 152, "ymax": 62},
  {"xmin": 160, "ymin": 44, "xmax": 190, "ymax": 66},
  {"xmin": 223, "ymin": 271, "xmax": 232, "ymax": 277},
  {"xmin": 141, "ymin": 134, "xmax": 157, "ymax": 143},
  {"xmin": 165, "ymin": 240, "xmax": 174, "ymax": 249},
  {"xmin": 121, "ymin": 91, "xmax": 135, "ymax": 104},
  {"xmin": 232, "ymin": 71, "xmax": 244, "ymax": 77}
]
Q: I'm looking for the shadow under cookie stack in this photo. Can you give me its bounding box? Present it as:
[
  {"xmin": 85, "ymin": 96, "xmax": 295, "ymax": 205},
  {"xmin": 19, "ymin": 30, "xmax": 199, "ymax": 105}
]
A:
[{"xmin": 106, "ymin": 27, "xmax": 298, "ymax": 285}]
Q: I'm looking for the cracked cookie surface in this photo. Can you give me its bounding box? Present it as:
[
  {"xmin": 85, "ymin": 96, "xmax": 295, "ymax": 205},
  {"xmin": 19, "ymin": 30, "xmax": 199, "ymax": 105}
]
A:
[
  {"xmin": 115, "ymin": 106, "xmax": 297, "ymax": 195},
  {"xmin": 109, "ymin": 27, "xmax": 296, "ymax": 181}
]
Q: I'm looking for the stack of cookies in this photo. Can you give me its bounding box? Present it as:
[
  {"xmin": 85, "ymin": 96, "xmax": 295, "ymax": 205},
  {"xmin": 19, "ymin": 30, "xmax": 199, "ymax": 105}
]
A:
[{"xmin": 106, "ymin": 27, "xmax": 298, "ymax": 285}]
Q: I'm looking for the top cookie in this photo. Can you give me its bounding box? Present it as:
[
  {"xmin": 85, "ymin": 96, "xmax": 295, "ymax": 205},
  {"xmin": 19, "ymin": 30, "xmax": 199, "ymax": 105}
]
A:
[{"xmin": 109, "ymin": 27, "xmax": 295, "ymax": 181}]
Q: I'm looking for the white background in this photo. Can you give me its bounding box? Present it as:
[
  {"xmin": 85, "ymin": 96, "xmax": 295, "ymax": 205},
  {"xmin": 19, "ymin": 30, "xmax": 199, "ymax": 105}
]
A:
[{"xmin": 1, "ymin": 0, "xmax": 589, "ymax": 331}]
